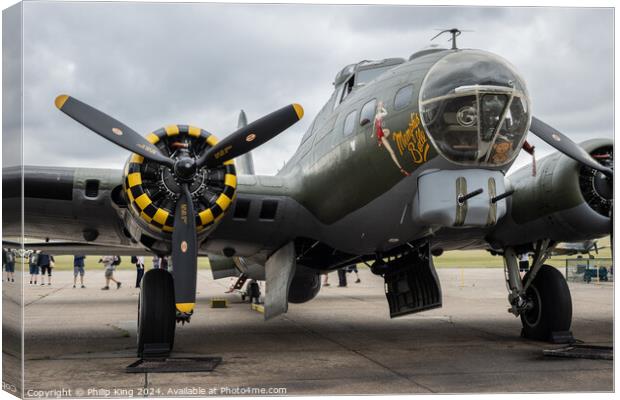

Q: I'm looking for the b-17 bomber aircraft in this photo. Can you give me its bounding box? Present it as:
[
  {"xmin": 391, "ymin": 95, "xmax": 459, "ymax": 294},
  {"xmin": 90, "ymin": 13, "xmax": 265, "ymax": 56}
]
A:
[{"xmin": 4, "ymin": 30, "xmax": 613, "ymax": 358}]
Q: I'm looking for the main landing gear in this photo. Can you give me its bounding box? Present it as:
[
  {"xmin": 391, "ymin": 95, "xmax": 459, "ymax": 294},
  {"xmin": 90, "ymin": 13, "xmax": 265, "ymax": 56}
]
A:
[
  {"xmin": 503, "ymin": 241, "xmax": 573, "ymax": 342},
  {"xmin": 137, "ymin": 269, "xmax": 177, "ymax": 358}
]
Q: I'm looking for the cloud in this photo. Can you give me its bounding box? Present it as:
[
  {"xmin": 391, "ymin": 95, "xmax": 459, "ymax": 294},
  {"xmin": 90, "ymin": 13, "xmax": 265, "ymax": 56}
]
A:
[{"xmin": 18, "ymin": 3, "xmax": 612, "ymax": 176}]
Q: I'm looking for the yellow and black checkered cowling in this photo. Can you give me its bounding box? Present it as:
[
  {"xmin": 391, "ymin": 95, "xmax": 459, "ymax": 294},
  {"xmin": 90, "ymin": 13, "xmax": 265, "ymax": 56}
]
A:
[{"xmin": 122, "ymin": 124, "xmax": 237, "ymax": 234}]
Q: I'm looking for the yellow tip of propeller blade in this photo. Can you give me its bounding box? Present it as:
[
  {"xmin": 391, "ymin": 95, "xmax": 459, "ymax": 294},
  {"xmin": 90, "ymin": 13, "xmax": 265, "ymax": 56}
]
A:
[
  {"xmin": 293, "ymin": 103, "xmax": 304, "ymax": 120},
  {"xmin": 176, "ymin": 303, "xmax": 195, "ymax": 313},
  {"xmin": 54, "ymin": 94, "xmax": 69, "ymax": 109}
]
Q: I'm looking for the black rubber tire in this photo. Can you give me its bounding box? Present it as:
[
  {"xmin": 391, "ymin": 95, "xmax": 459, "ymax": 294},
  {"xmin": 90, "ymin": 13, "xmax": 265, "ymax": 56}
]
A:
[
  {"xmin": 520, "ymin": 265, "xmax": 572, "ymax": 341},
  {"xmin": 137, "ymin": 269, "xmax": 176, "ymax": 358}
]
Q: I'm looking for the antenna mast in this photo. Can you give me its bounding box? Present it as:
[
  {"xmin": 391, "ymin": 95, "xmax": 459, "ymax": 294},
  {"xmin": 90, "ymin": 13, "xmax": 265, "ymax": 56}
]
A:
[{"xmin": 431, "ymin": 28, "xmax": 463, "ymax": 50}]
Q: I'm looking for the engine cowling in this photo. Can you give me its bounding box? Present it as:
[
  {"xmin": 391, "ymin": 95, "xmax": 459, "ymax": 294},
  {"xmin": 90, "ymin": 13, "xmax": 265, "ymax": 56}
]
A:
[
  {"xmin": 288, "ymin": 265, "xmax": 322, "ymax": 304},
  {"xmin": 490, "ymin": 138, "xmax": 612, "ymax": 247},
  {"xmin": 121, "ymin": 125, "xmax": 236, "ymax": 253}
]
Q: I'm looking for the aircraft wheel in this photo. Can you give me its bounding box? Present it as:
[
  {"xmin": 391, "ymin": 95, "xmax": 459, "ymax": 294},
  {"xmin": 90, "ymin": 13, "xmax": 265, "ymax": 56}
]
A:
[
  {"xmin": 137, "ymin": 268, "xmax": 176, "ymax": 358},
  {"xmin": 520, "ymin": 265, "xmax": 572, "ymax": 341},
  {"xmin": 370, "ymin": 262, "xmax": 389, "ymax": 276}
]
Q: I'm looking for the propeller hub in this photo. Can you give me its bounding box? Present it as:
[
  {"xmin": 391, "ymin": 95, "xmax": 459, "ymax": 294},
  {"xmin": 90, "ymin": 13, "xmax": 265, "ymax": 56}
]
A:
[
  {"xmin": 173, "ymin": 157, "xmax": 197, "ymax": 181},
  {"xmin": 593, "ymin": 172, "xmax": 613, "ymax": 200}
]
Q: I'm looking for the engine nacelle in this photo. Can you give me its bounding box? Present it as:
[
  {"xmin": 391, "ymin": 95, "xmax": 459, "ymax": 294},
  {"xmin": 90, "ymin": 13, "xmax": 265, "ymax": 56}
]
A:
[
  {"xmin": 490, "ymin": 138, "xmax": 612, "ymax": 247},
  {"xmin": 288, "ymin": 265, "xmax": 322, "ymax": 304},
  {"xmin": 120, "ymin": 125, "xmax": 236, "ymax": 254}
]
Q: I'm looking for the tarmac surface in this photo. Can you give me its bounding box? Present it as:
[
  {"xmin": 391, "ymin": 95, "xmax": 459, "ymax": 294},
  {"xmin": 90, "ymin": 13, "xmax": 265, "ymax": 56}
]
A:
[{"xmin": 2, "ymin": 267, "xmax": 614, "ymax": 397}]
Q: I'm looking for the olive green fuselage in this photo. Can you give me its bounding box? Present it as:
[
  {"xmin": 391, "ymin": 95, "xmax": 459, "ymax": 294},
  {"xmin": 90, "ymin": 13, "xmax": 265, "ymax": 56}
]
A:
[{"xmin": 279, "ymin": 51, "xmax": 448, "ymax": 224}]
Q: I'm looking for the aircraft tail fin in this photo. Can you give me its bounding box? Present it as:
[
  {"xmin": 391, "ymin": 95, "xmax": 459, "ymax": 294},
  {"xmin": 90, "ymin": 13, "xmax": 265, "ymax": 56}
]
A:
[{"xmin": 235, "ymin": 110, "xmax": 255, "ymax": 175}]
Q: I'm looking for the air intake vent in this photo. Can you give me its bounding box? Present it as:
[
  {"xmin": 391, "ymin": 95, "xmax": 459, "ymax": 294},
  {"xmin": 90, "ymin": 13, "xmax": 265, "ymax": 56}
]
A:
[
  {"xmin": 259, "ymin": 200, "xmax": 278, "ymax": 220},
  {"xmin": 233, "ymin": 199, "xmax": 251, "ymax": 220},
  {"xmin": 85, "ymin": 179, "xmax": 100, "ymax": 198}
]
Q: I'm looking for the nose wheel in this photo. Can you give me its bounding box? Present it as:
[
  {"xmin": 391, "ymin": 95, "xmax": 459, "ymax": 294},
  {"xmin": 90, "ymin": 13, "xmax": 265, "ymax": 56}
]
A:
[
  {"xmin": 137, "ymin": 269, "xmax": 176, "ymax": 358},
  {"xmin": 520, "ymin": 265, "xmax": 572, "ymax": 341}
]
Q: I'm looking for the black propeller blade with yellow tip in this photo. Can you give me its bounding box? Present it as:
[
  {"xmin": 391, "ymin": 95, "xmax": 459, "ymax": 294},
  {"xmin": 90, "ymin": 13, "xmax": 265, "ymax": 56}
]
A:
[
  {"xmin": 197, "ymin": 104, "xmax": 304, "ymax": 168},
  {"xmin": 55, "ymin": 95, "xmax": 174, "ymax": 167},
  {"xmin": 171, "ymin": 184, "xmax": 198, "ymax": 315},
  {"xmin": 54, "ymin": 94, "xmax": 304, "ymax": 317}
]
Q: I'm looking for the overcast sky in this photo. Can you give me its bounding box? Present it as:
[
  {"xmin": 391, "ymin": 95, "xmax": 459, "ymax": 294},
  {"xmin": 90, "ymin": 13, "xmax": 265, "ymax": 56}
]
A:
[{"xmin": 17, "ymin": 3, "xmax": 613, "ymax": 174}]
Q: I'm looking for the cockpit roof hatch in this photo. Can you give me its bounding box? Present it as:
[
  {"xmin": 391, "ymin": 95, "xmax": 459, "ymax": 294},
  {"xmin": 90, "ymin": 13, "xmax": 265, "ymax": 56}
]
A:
[{"xmin": 333, "ymin": 58, "xmax": 405, "ymax": 87}]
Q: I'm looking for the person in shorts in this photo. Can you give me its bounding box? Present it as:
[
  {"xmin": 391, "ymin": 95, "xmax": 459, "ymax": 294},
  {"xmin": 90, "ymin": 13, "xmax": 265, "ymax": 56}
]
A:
[
  {"xmin": 99, "ymin": 255, "xmax": 121, "ymax": 290},
  {"xmin": 37, "ymin": 252, "xmax": 54, "ymax": 285},
  {"xmin": 4, "ymin": 248, "xmax": 15, "ymax": 283},
  {"xmin": 73, "ymin": 255, "xmax": 86, "ymax": 288},
  {"xmin": 29, "ymin": 251, "xmax": 39, "ymax": 285}
]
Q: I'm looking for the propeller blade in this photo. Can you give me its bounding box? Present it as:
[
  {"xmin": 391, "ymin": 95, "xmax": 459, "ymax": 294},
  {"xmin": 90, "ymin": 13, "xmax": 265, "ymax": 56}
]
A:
[
  {"xmin": 197, "ymin": 103, "xmax": 304, "ymax": 168},
  {"xmin": 55, "ymin": 95, "xmax": 174, "ymax": 167},
  {"xmin": 171, "ymin": 184, "xmax": 198, "ymax": 314},
  {"xmin": 530, "ymin": 117, "xmax": 613, "ymax": 178}
]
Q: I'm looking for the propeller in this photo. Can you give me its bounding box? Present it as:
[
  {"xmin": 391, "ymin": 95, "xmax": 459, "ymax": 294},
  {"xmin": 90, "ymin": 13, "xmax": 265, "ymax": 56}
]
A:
[
  {"xmin": 55, "ymin": 95, "xmax": 174, "ymax": 167},
  {"xmin": 529, "ymin": 117, "xmax": 613, "ymax": 178},
  {"xmin": 55, "ymin": 94, "xmax": 303, "ymax": 315},
  {"xmin": 197, "ymin": 104, "xmax": 303, "ymax": 168},
  {"xmin": 529, "ymin": 116, "xmax": 613, "ymax": 255},
  {"xmin": 171, "ymin": 184, "xmax": 197, "ymax": 314}
]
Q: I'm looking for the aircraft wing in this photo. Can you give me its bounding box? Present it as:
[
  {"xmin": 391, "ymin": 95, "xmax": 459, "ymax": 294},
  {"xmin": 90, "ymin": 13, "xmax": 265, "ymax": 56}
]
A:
[
  {"xmin": 1, "ymin": 240, "xmax": 152, "ymax": 256},
  {"xmin": 4, "ymin": 165, "xmax": 294, "ymax": 261},
  {"xmin": 3, "ymin": 165, "xmax": 131, "ymax": 247}
]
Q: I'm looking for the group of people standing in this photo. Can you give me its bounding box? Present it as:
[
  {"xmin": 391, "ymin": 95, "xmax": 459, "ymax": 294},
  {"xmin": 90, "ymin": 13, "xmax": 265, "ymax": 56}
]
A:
[
  {"xmin": 28, "ymin": 251, "xmax": 55, "ymax": 285},
  {"xmin": 2, "ymin": 251, "xmax": 161, "ymax": 290},
  {"xmin": 323, "ymin": 265, "xmax": 361, "ymax": 288}
]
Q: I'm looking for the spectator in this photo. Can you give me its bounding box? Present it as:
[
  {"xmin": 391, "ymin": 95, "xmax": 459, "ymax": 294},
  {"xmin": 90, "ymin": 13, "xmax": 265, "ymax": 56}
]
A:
[
  {"xmin": 73, "ymin": 255, "xmax": 86, "ymax": 288},
  {"xmin": 99, "ymin": 255, "xmax": 121, "ymax": 290},
  {"xmin": 152, "ymin": 256, "xmax": 160, "ymax": 269},
  {"xmin": 347, "ymin": 264, "xmax": 361, "ymax": 283},
  {"xmin": 337, "ymin": 267, "xmax": 347, "ymax": 287},
  {"xmin": 133, "ymin": 256, "xmax": 145, "ymax": 288},
  {"xmin": 37, "ymin": 252, "xmax": 54, "ymax": 285},
  {"xmin": 4, "ymin": 248, "xmax": 15, "ymax": 283},
  {"xmin": 29, "ymin": 251, "xmax": 39, "ymax": 285},
  {"xmin": 322, "ymin": 273, "xmax": 330, "ymax": 287},
  {"xmin": 160, "ymin": 256, "xmax": 169, "ymax": 271},
  {"xmin": 518, "ymin": 253, "xmax": 529, "ymax": 272}
]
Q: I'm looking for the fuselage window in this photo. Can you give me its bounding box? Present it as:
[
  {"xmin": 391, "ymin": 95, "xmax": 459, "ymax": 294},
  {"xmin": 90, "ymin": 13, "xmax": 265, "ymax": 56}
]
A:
[
  {"xmin": 360, "ymin": 99, "xmax": 377, "ymax": 126},
  {"xmin": 343, "ymin": 111, "xmax": 357, "ymax": 136},
  {"xmin": 394, "ymin": 84, "xmax": 414, "ymax": 111}
]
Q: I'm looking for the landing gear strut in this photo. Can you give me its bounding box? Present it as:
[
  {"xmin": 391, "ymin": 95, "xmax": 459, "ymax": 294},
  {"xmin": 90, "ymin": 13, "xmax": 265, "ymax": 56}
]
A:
[
  {"xmin": 137, "ymin": 269, "xmax": 176, "ymax": 358},
  {"xmin": 503, "ymin": 241, "xmax": 573, "ymax": 342}
]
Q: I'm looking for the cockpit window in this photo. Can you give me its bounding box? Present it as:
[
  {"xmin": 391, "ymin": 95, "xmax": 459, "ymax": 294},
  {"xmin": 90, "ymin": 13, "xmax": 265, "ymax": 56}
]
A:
[
  {"xmin": 356, "ymin": 65, "xmax": 395, "ymax": 86},
  {"xmin": 419, "ymin": 50, "xmax": 531, "ymax": 166}
]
